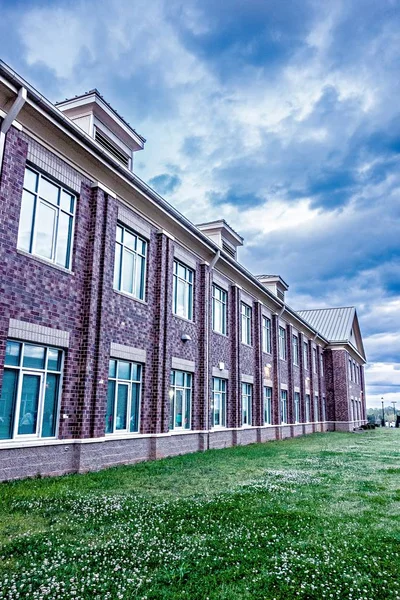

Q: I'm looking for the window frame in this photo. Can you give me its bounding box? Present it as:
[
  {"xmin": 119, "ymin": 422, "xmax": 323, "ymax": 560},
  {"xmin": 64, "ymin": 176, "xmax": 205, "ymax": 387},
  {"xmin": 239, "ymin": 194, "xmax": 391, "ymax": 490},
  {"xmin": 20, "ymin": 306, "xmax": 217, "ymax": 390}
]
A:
[
  {"xmin": 241, "ymin": 382, "xmax": 252, "ymax": 426},
  {"xmin": 305, "ymin": 393, "xmax": 311, "ymax": 422},
  {"xmin": 169, "ymin": 370, "xmax": 192, "ymax": 431},
  {"xmin": 292, "ymin": 334, "xmax": 299, "ymax": 366},
  {"xmin": 113, "ymin": 223, "xmax": 147, "ymax": 301},
  {"xmin": 173, "ymin": 260, "xmax": 194, "ymax": 321},
  {"xmin": 278, "ymin": 326, "xmax": 287, "ymax": 360},
  {"xmin": 212, "ymin": 377, "xmax": 227, "ymax": 428},
  {"xmin": 303, "ymin": 341, "xmax": 309, "ymax": 370},
  {"xmin": 241, "ymin": 303, "xmax": 252, "ymax": 346},
  {"xmin": 314, "ymin": 394, "xmax": 319, "ymax": 422},
  {"xmin": 262, "ymin": 316, "xmax": 271, "ymax": 354},
  {"xmin": 18, "ymin": 166, "xmax": 76, "ymax": 270},
  {"xmin": 313, "ymin": 347, "xmax": 318, "ymax": 373},
  {"xmin": 212, "ymin": 284, "xmax": 227, "ymax": 335},
  {"xmin": 294, "ymin": 391, "xmax": 301, "ymax": 423},
  {"xmin": 280, "ymin": 389, "xmax": 288, "ymax": 424},
  {"xmin": 263, "ymin": 386, "xmax": 272, "ymax": 425},
  {"xmin": 106, "ymin": 359, "xmax": 142, "ymax": 435}
]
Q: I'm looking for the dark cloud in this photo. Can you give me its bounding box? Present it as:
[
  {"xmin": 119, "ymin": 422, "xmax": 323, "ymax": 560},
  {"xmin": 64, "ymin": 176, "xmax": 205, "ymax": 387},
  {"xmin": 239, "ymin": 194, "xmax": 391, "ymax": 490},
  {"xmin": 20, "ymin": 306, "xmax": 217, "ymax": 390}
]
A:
[{"xmin": 148, "ymin": 174, "xmax": 181, "ymax": 195}]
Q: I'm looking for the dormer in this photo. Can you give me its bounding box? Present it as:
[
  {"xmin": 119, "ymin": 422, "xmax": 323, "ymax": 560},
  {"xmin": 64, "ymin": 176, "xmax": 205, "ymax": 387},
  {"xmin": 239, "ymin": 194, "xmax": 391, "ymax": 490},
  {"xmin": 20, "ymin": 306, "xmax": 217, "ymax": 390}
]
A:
[
  {"xmin": 56, "ymin": 90, "xmax": 145, "ymax": 172},
  {"xmin": 197, "ymin": 220, "xmax": 243, "ymax": 261},
  {"xmin": 256, "ymin": 275, "xmax": 289, "ymax": 302}
]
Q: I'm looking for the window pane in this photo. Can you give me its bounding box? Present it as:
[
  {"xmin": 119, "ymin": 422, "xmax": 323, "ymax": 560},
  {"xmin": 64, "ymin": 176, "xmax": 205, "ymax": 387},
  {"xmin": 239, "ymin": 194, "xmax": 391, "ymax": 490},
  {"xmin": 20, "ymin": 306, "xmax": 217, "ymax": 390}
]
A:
[
  {"xmin": 130, "ymin": 382, "xmax": 140, "ymax": 432},
  {"xmin": 175, "ymin": 389, "xmax": 183, "ymax": 428},
  {"xmin": 24, "ymin": 168, "xmax": 38, "ymax": 193},
  {"xmin": 184, "ymin": 388, "xmax": 191, "ymax": 429},
  {"xmin": 56, "ymin": 212, "xmax": 73, "ymax": 268},
  {"xmin": 117, "ymin": 361, "xmax": 131, "ymax": 380},
  {"xmin": 18, "ymin": 374, "xmax": 40, "ymax": 435},
  {"xmin": 116, "ymin": 225, "xmax": 123, "ymax": 243},
  {"xmin": 122, "ymin": 249, "xmax": 135, "ymax": 294},
  {"xmin": 60, "ymin": 191, "xmax": 74, "ymax": 213},
  {"xmin": 109, "ymin": 360, "xmax": 117, "ymax": 378},
  {"xmin": 113, "ymin": 244, "xmax": 122, "ymax": 289},
  {"xmin": 131, "ymin": 363, "xmax": 141, "ymax": 382},
  {"xmin": 214, "ymin": 392, "xmax": 221, "ymax": 426},
  {"xmin": 47, "ymin": 348, "xmax": 62, "ymax": 371},
  {"xmin": 135, "ymin": 254, "xmax": 145, "ymax": 300},
  {"xmin": 23, "ymin": 344, "xmax": 45, "ymax": 369},
  {"xmin": 0, "ymin": 370, "xmax": 18, "ymax": 439},
  {"xmin": 116, "ymin": 384, "xmax": 128, "ymax": 430},
  {"xmin": 176, "ymin": 279, "xmax": 186, "ymax": 317},
  {"xmin": 169, "ymin": 388, "xmax": 174, "ymax": 429},
  {"xmin": 35, "ymin": 201, "xmax": 56, "ymax": 260},
  {"xmin": 178, "ymin": 263, "xmax": 186, "ymax": 279},
  {"xmin": 175, "ymin": 371, "xmax": 184, "ymax": 387},
  {"xmin": 124, "ymin": 230, "xmax": 136, "ymax": 250},
  {"xmin": 5, "ymin": 341, "xmax": 21, "ymax": 366},
  {"xmin": 40, "ymin": 178, "xmax": 59, "ymax": 205},
  {"xmin": 18, "ymin": 190, "xmax": 36, "ymax": 252},
  {"xmin": 106, "ymin": 381, "xmax": 115, "ymax": 433},
  {"xmin": 42, "ymin": 373, "xmax": 59, "ymax": 437}
]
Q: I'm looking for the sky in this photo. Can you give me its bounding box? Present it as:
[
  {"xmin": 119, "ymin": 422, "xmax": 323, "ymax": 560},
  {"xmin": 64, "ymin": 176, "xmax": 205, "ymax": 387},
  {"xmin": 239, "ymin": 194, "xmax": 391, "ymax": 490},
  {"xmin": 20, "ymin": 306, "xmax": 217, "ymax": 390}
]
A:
[{"xmin": 0, "ymin": 0, "xmax": 399, "ymax": 408}]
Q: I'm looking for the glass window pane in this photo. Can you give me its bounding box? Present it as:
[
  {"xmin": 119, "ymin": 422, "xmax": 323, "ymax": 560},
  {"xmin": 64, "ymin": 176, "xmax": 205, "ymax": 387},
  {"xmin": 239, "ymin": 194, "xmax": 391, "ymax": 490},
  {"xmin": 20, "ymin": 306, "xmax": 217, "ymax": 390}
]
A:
[
  {"xmin": 17, "ymin": 190, "xmax": 36, "ymax": 252},
  {"xmin": 184, "ymin": 388, "xmax": 191, "ymax": 429},
  {"xmin": 135, "ymin": 254, "xmax": 145, "ymax": 300},
  {"xmin": 56, "ymin": 212, "xmax": 73, "ymax": 268},
  {"xmin": 113, "ymin": 244, "xmax": 122, "ymax": 290},
  {"xmin": 124, "ymin": 230, "xmax": 136, "ymax": 250},
  {"xmin": 35, "ymin": 201, "xmax": 56, "ymax": 260},
  {"xmin": 0, "ymin": 369, "xmax": 18, "ymax": 439},
  {"xmin": 175, "ymin": 389, "xmax": 183, "ymax": 428},
  {"xmin": 109, "ymin": 360, "xmax": 117, "ymax": 378},
  {"xmin": 42, "ymin": 373, "xmax": 59, "ymax": 437},
  {"xmin": 178, "ymin": 263, "xmax": 186, "ymax": 279},
  {"xmin": 106, "ymin": 381, "xmax": 115, "ymax": 433},
  {"xmin": 118, "ymin": 361, "xmax": 131, "ymax": 380},
  {"xmin": 116, "ymin": 225, "xmax": 123, "ymax": 243},
  {"xmin": 5, "ymin": 341, "xmax": 21, "ymax": 366},
  {"xmin": 169, "ymin": 388, "xmax": 174, "ymax": 430},
  {"xmin": 40, "ymin": 178, "xmax": 59, "ymax": 205},
  {"xmin": 24, "ymin": 168, "xmax": 38, "ymax": 193},
  {"xmin": 175, "ymin": 371, "xmax": 184, "ymax": 387},
  {"xmin": 47, "ymin": 348, "xmax": 62, "ymax": 371},
  {"xmin": 130, "ymin": 382, "xmax": 140, "ymax": 432},
  {"xmin": 122, "ymin": 249, "xmax": 135, "ymax": 294},
  {"xmin": 116, "ymin": 384, "xmax": 128, "ymax": 430},
  {"xmin": 23, "ymin": 344, "xmax": 45, "ymax": 369},
  {"xmin": 60, "ymin": 191, "xmax": 74, "ymax": 213},
  {"xmin": 18, "ymin": 374, "xmax": 40, "ymax": 435},
  {"xmin": 176, "ymin": 280, "xmax": 186, "ymax": 317},
  {"xmin": 131, "ymin": 364, "xmax": 141, "ymax": 382},
  {"xmin": 214, "ymin": 392, "xmax": 221, "ymax": 426}
]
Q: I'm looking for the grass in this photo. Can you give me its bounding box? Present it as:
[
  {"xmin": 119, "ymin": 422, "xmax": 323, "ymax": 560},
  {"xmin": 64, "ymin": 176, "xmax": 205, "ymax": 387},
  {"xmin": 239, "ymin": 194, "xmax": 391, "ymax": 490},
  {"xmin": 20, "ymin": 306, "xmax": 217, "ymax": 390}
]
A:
[{"xmin": 0, "ymin": 429, "xmax": 399, "ymax": 599}]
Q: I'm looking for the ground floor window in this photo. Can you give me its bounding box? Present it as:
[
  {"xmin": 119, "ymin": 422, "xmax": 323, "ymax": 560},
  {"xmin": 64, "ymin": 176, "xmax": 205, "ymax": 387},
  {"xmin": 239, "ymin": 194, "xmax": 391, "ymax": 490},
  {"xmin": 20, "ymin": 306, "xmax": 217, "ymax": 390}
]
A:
[
  {"xmin": 322, "ymin": 396, "xmax": 326, "ymax": 421},
  {"xmin": 264, "ymin": 386, "xmax": 272, "ymax": 424},
  {"xmin": 241, "ymin": 383, "xmax": 252, "ymax": 426},
  {"xmin": 0, "ymin": 340, "xmax": 63, "ymax": 440},
  {"xmin": 169, "ymin": 370, "xmax": 192, "ymax": 430},
  {"xmin": 106, "ymin": 359, "xmax": 142, "ymax": 434},
  {"xmin": 281, "ymin": 389, "xmax": 288, "ymax": 424},
  {"xmin": 212, "ymin": 377, "xmax": 226, "ymax": 427},
  {"xmin": 305, "ymin": 394, "xmax": 311, "ymax": 422},
  {"xmin": 294, "ymin": 392, "xmax": 300, "ymax": 423},
  {"xmin": 314, "ymin": 394, "xmax": 319, "ymax": 422}
]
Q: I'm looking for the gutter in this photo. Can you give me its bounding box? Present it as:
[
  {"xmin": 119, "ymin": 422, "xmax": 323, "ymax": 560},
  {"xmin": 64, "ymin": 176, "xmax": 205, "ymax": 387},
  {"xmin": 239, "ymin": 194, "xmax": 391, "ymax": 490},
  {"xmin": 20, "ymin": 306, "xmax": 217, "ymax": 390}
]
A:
[{"xmin": 0, "ymin": 85, "xmax": 26, "ymax": 177}]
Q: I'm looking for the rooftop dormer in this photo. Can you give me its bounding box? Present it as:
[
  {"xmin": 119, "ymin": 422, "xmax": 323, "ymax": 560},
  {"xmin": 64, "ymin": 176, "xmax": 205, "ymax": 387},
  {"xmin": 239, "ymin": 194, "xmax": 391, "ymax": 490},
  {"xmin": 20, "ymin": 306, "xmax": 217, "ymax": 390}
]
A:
[
  {"xmin": 197, "ymin": 219, "xmax": 243, "ymax": 261},
  {"xmin": 256, "ymin": 275, "xmax": 289, "ymax": 302},
  {"xmin": 56, "ymin": 90, "xmax": 145, "ymax": 172}
]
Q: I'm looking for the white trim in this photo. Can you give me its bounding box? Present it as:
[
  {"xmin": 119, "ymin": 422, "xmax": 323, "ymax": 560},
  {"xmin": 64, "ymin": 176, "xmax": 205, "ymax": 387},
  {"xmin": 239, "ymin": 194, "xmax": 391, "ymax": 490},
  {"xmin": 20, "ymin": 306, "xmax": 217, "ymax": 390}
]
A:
[
  {"xmin": 241, "ymin": 374, "xmax": 254, "ymax": 384},
  {"xmin": 171, "ymin": 357, "xmax": 195, "ymax": 372},
  {"xmin": 91, "ymin": 181, "xmax": 116, "ymax": 198}
]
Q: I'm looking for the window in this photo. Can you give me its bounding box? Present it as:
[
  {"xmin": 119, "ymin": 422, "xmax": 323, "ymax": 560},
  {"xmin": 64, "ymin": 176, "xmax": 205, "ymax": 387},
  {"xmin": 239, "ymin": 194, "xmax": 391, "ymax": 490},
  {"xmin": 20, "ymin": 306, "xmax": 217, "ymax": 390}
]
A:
[
  {"xmin": 294, "ymin": 392, "xmax": 300, "ymax": 423},
  {"xmin": 169, "ymin": 371, "xmax": 192, "ymax": 430},
  {"xmin": 303, "ymin": 341, "xmax": 309, "ymax": 370},
  {"xmin": 292, "ymin": 335, "xmax": 299, "ymax": 366},
  {"xmin": 241, "ymin": 303, "xmax": 252, "ymax": 345},
  {"xmin": 313, "ymin": 347, "xmax": 318, "ymax": 373},
  {"xmin": 173, "ymin": 261, "xmax": 194, "ymax": 320},
  {"xmin": 314, "ymin": 394, "xmax": 319, "ymax": 422},
  {"xmin": 320, "ymin": 353, "xmax": 324, "ymax": 376},
  {"xmin": 212, "ymin": 285, "xmax": 227, "ymax": 335},
  {"xmin": 348, "ymin": 357, "xmax": 352, "ymax": 381},
  {"xmin": 280, "ymin": 389, "xmax": 288, "ymax": 424},
  {"xmin": 264, "ymin": 386, "xmax": 272, "ymax": 424},
  {"xmin": 262, "ymin": 317, "xmax": 271, "ymax": 353},
  {"xmin": 114, "ymin": 224, "xmax": 147, "ymax": 300},
  {"xmin": 0, "ymin": 340, "xmax": 63, "ymax": 440},
  {"xmin": 18, "ymin": 167, "xmax": 76, "ymax": 269},
  {"xmin": 305, "ymin": 394, "xmax": 311, "ymax": 422},
  {"xmin": 279, "ymin": 326, "xmax": 286, "ymax": 360},
  {"xmin": 322, "ymin": 396, "xmax": 326, "ymax": 421},
  {"xmin": 212, "ymin": 378, "xmax": 226, "ymax": 427},
  {"xmin": 241, "ymin": 383, "xmax": 252, "ymax": 426},
  {"xmin": 106, "ymin": 359, "xmax": 142, "ymax": 434}
]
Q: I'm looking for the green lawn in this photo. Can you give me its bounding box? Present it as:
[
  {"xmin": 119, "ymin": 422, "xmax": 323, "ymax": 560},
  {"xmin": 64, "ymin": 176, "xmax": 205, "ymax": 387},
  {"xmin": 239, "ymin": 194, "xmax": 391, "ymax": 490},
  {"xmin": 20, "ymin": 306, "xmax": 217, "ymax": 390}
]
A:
[{"xmin": 1, "ymin": 430, "xmax": 399, "ymax": 600}]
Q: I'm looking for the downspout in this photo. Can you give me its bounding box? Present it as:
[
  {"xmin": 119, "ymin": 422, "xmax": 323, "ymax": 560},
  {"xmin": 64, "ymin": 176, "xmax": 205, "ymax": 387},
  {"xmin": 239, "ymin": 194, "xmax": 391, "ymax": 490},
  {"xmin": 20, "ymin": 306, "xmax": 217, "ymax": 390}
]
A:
[
  {"xmin": 0, "ymin": 86, "xmax": 27, "ymax": 177},
  {"xmin": 205, "ymin": 250, "xmax": 220, "ymax": 447}
]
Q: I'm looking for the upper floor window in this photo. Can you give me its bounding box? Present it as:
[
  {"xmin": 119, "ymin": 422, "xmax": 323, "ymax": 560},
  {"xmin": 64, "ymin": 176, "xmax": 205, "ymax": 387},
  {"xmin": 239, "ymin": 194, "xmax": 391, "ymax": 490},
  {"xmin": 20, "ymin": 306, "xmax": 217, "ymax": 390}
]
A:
[
  {"xmin": 114, "ymin": 224, "xmax": 147, "ymax": 301},
  {"xmin": 241, "ymin": 382, "xmax": 252, "ymax": 426},
  {"xmin": 241, "ymin": 303, "xmax": 252, "ymax": 345},
  {"xmin": 320, "ymin": 353, "xmax": 324, "ymax": 376},
  {"xmin": 313, "ymin": 347, "xmax": 318, "ymax": 373},
  {"xmin": 348, "ymin": 357, "xmax": 352, "ymax": 381},
  {"xmin": 212, "ymin": 378, "xmax": 226, "ymax": 427},
  {"xmin": 262, "ymin": 316, "xmax": 271, "ymax": 353},
  {"xmin": 0, "ymin": 340, "xmax": 63, "ymax": 440},
  {"xmin": 280, "ymin": 389, "xmax": 288, "ymax": 424},
  {"xmin": 173, "ymin": 260, "xmax": 193, "ymax": 320},
  {"xmin": 18, "ymin": 167, "xmax": 76, "ymax": 269},
  {"xmin": 279, "ymin": 326, "xmax": 286, "ymax": 360},
  {"xmin": 292, "ymin": 335, "xmax": 299, "ymax": 366},
  {"xmin": 264, "ymin": 386, "xmax": 272, "ymax": 425},
  {"xmin": 212, "ymin": 285, "xmax": 227, "ymax": 335},
  {"xmin": 106, "ymin": 359, "xmax": 142, "ymax": 434},
  {"xmin": 294, "ymin": 391, "xmax": 301, "ymax": 423},
  {"xmin": 169, "ymin": 370, "xmax": 192, "ymax": 430},
  {"xmin": 303, "ymin": 341, "xmax": 309, "ymax": 370}
]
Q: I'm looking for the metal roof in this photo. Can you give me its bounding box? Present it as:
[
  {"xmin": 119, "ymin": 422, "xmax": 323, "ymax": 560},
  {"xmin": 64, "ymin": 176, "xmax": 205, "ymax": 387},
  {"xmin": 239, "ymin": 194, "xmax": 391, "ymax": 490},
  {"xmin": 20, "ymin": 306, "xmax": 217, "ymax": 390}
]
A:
[{"xmin": 296, "ymin": 307, "xmax": 356, "ymax": 342}]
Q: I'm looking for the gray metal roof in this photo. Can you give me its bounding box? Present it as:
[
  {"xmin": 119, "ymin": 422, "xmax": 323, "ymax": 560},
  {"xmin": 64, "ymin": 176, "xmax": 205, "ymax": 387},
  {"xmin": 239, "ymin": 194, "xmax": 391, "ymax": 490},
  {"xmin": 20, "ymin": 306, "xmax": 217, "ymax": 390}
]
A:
[{"xmin": 296, "ymin": 307, "xmax": 356, "ymax": 342}]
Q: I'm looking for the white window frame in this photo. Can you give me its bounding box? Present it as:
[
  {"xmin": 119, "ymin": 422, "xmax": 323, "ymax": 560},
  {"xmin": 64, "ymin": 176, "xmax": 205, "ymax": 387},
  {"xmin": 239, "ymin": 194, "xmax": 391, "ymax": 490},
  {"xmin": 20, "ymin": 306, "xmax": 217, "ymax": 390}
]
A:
[
  {"xmin": 280, "ymin": 389, "xmax": 288, "ymax": 424},
  {"xmin": 313, "ymin": 347, "xmax": 318, "ymax": 373},
  {"xmin": 113, "ymin": 224, "xmax": 147, "ymax": 301},
  {"xmin": 106, "ymin": 359, "xmax": 142, "ymax": 434},
  {"xmin": 314, "ymin": 394, "xmax": 319, "ymax": 422},
  {"xmin": 212, "ymin": 377, "xmax": 227, "ymax": 428},
  {"xmin": 262, "ymin": 316, "xmax": 271, "ymax": 353},
  {"xmin": 169, "ymin": 370, "xmax": 192, "ymax": 430},
  {"xmin": 294, "ymin": 391, "xmax": 300, "ymax": 423},
  {"xmin": 173, "ymin": 260, "xmax": 194, "ymax": 320},
  {"xmin": 264, "ymin": 386, "xmax": 272, "ymax": 425},
  {"xmin": 279, "ymin": 326, "xmax": 286, "ymax": 360},
  {"xmin": 18, "ymin": 167, "xmax": 76, "ymax": 270},
  {"xmin": 303, "ymin": 341, "xmax": 309, "ymax": 370},
  {"xmin": 305, "ymin": 394, "xmax": 311, "ymax": 422},
  {"xmin": 293, "ymin": 335, "xmax": 299, "ymax": 366},
  {"xmin": 241, "ymin": 303, "xmax": 252, "ymax": 346},
  {"xmin": 212, "ymin": 285, "xmax": 227, "ymax": 335},
  {"xmin": 322, "ymin": 396, "xmax": 326, "ymax": 421},
  {"xmin": 320, "ymin": 353, "xmax": 324, "ymax": 376},
  {"xmin": 241, "ymin": 382, "xmax": 252, "ymax": 426}
]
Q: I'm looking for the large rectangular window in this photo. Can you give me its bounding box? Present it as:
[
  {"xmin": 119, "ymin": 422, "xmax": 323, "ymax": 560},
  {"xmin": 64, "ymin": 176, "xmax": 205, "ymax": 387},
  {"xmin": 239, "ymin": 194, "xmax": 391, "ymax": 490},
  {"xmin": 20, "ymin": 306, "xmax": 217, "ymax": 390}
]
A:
[
  {"xmin": 262, "ymin": 316, "xmax": 271, "ymax": 353},
  {"xmin": 314, "ymin": 394, "xmax": 319, "ymax": 422},
  {"xmin": 241, "ymin": 383, "xmax": 252, "ymax": 426},
  {"xmin": 106, "ymin": 359, "xmax": 142, "ymax": 434},
  {"xmin": 322, "ymin": 396, "xmax": 326, "ymax": 421},
  {"xmin": 113, "ymin": 224, "xmax": 147, "ymax": 301},
  {"xmin": 305, "ymin": 394, "xmax": 311, "ymax": 422},
  {"xmin": 0, "ymin": 340, "xmax": 63, "ymax": 440},
  {"xmin": 212, "ymin": 285, "xmax": 227, "ymax": 335},
  {"xmin": 280, "ymin": 389, "xmax": 288, "ymax": 424},
  {"xmin": 294, "ymin": 391, "xmax": 300, "ymax": 423},
  {"xmin": 169, "ymin": 371, "xmax": 192, "ymax": 430},
  {"xmin": 173, "ymin": 261, "xmax": 194, "ymax": 320},
  {"xmin": 293, "ymin": 335, "xmax": 299, "ymax": 366},
  {"xmin": 212, "ymin": 378, "xmax": 226, "ymax": 427},
  {"xmin": 279, "ymin": 326, "xmax": 286, "ymax": 360},
  {"xmin": 18, "ymin": 167, "xmax": 76, "ymax": 269},
  {"xmin": 320, "ymin": 353, "xmax": 324, "ymax": 376},
  {"xmin": 264, "ymin": 386, "xmax": 272, "ymax": 425},
  {"xmin": 313, "ymin": 347, "xmax": 318, "ymax": 373},
  {"xmin": 303, "ymin": 341, "xmax": 309, "ymax": 370},
  {"xmin": 241, "ymin": 303, "xmax": 252, "ymax": 345}
]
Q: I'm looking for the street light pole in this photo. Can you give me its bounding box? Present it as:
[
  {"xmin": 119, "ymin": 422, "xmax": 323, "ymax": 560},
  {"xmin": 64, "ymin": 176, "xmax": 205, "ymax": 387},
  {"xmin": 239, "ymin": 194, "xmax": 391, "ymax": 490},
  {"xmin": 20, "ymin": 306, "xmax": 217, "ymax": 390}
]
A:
[{"xmin": 381, "ymin": 397, "xmax": 385, "ymax": 427}]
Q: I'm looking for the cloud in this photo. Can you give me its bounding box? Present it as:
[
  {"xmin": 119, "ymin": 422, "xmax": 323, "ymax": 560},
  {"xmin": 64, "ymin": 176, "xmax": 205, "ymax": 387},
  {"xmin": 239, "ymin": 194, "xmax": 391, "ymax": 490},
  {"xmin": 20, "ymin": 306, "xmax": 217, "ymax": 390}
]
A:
[{"xmin": 148, "ymin": 174, "xmax": 182, "ymax": 195}]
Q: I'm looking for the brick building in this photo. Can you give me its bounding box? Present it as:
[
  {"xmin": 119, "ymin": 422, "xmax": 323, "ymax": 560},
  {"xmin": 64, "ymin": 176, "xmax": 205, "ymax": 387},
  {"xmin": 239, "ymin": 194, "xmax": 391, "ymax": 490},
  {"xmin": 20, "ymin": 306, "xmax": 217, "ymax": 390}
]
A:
[{"xmin": 0, "ymin": 62, "xmax": 367, "ymax": 481}]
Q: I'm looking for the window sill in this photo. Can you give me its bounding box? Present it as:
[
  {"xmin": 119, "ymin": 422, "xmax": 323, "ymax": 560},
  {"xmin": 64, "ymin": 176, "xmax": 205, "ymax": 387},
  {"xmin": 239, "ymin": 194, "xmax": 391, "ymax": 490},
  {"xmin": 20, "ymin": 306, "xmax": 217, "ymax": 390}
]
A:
[
  {"xmin": 241, "ymin": 342, "xmax": 253, "ymax": 348},
  {"xmin": 172, "ymin": 314, "xmax": 194, "ymax": 325},
  {"xmin": 17, "ymin": 249, "xmax": 74, "ymax": 275},
  {"xmin": 262, "ymin": 350, "xmax": 272, "ymax": 356},
  {"xmin": 113, "ymin": 288, "xmax": 147, "ymax": 305},
  {"xmin": 212, "ymin": 330, "xmax": 228, "ymax": 338}
]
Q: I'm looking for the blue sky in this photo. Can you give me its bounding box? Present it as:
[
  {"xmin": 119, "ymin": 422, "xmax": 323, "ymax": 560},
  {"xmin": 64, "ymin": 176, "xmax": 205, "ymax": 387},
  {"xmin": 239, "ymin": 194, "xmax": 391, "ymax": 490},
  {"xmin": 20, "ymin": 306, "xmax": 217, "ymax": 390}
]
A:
[{"xmin": 1, "ymin": 0, "xmax": 399, "ymax": 408}]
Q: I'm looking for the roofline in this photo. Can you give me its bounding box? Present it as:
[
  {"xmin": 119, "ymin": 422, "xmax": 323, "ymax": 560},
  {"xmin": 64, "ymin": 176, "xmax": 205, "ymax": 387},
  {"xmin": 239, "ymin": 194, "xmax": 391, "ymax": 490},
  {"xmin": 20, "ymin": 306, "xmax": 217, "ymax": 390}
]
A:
[
  {"xmin": 298, "ymin": 306, "xmax": 356, "ymax": 313},
  {"xmin": 327, "ymin": 340, "xmax": 366, "ymax": 364},
  {"xmin": 0, "ymin": 60, "xmax": 331, "ymax": 345},
  {"xmin": 196, "ymin": 219, "xmax": 244, "ymax": 244}
]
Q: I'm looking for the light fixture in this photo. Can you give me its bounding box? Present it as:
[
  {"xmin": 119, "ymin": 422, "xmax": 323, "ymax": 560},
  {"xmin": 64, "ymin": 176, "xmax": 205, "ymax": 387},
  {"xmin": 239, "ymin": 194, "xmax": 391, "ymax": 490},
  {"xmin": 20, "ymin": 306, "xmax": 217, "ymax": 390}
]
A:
[
  {"xmin": 181, "ymin": 333, "xmax": 191, "ymax": 342},
  {"xmin": 218, "ymin": 361, "xmax": 225, "ymax": 370}
]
